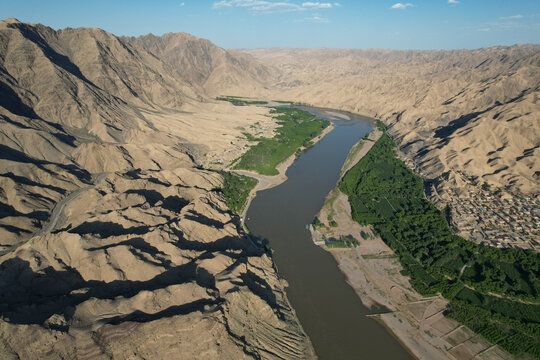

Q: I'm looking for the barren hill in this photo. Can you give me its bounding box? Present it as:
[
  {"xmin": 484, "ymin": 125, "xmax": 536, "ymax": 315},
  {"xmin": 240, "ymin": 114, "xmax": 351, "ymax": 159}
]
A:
[
  {"xmin": 123, "ymin": 32, "xmax": 276, "ymax": 96},
  {"xmin": 245, "ymin": 46, "xmax": 540, "ymax": 196},
  {"xmin": 0, "ymin": 19, "xmax": 312, "ymax": 359}
]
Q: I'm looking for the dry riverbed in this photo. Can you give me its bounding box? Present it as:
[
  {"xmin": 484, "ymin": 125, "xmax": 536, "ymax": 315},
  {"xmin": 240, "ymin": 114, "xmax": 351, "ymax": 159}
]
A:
[{"xmin": 310, "ymin": 131, "xmax": 513, "ymax": 360}]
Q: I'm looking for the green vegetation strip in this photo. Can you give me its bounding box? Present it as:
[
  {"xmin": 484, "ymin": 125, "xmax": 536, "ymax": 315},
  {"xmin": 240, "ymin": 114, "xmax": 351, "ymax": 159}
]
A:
[
  {"xmin": 234, "ymin": 108, "xmax": 330, "ymax": 175},
  {"xmin": 214, "ymin": 171, "xmax": 258, "ymax": 215},
  {"xmin": 326, "ymin": 236, "xmax": 359, "ymax": 248},
  {"xmin": 340, "ymin": 132, "xmax": 540, "ymax": 358},
  {"xmin": 273, "ymin": 100, "xmax": 294, "ymax": 104},
  {"xmin": 216, "ymin": 96, "xmax": 268, "ymax": 106}
]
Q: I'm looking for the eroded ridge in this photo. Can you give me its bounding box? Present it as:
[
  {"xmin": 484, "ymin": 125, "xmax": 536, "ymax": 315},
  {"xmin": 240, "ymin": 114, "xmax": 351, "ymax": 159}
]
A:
[{"xmin": 0, "ymin": 167, "xmax": 313, "ymax": 359}]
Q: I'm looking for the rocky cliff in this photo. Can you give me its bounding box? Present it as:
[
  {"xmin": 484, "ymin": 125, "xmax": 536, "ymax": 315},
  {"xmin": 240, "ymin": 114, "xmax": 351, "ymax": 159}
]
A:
[
  {"xmin": 0, "ymin": 19, "xmax": 313, "ymax": 359},
  {"xmin": 123, "ymin": 33, "xmax": 276, "ymax": 96}
]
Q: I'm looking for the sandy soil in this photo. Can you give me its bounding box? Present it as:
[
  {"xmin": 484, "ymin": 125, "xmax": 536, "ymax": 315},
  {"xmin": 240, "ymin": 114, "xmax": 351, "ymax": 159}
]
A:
[
  {"xmin": 143, "ymin": 101, "xmax": 278, "ymax": 168},
  {"xmin": 310, "ymin": 135, "xmax": 513, "ymax": 360}
]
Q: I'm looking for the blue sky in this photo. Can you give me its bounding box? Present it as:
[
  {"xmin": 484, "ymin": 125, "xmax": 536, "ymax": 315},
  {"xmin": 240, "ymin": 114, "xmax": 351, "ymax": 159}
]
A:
[{"xmin": 1, "ymin": 0, "xmax": 539, "ymax": 49}]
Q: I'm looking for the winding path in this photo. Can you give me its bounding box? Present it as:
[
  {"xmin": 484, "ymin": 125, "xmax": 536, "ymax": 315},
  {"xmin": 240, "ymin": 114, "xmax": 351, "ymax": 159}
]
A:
[
  {"xmin": 35, "ymin": 172, "xmax": 109, "ymax": 237},
  {"xmin": 0, "ymin": 173, "xmax": 109, "ymax": 257}
]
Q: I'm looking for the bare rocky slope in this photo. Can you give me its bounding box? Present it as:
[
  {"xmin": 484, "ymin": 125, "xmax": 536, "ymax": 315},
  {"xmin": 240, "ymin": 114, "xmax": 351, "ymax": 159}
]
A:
[
  {"xmin": 244, "ymin": 46, "xmax": 540, "ymax": 197},
  {"xmin": 0, "ymin": 17, "xmax": 200, "ymax": 245},
  {"xmin": 122, "ymin": 33, "xmax": 276, "ymax": 96},
  {"xmin": 0, "ymin": 19, "xmax": 313, "ymax": 359}
]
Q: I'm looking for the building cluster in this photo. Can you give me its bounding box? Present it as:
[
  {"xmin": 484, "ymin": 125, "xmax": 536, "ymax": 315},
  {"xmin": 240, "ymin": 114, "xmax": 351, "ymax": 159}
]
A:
[
  {"xmin": 395, "ymin": 150, "xmax": 539, "ymax": 252},
  {"xmin": 448, "ymin": 186, "xmax": 540, "ymax": 252}
]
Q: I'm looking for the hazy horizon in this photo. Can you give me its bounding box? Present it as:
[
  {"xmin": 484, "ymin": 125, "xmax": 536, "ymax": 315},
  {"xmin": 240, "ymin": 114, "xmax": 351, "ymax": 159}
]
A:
[{"xmin": 1, "ymin": 0, "xmax": 539, "ymax": 50}]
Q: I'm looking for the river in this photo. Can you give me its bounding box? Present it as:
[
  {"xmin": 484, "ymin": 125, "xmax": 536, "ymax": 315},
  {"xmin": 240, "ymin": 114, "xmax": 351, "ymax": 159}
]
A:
[{"xmin": 245, "ymin": 107, "xmax": 413, "ymax": 359}]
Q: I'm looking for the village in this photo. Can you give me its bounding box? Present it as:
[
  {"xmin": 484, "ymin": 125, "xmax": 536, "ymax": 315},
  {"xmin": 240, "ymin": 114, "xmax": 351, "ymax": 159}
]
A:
[
  {"xmin": 397, "ymin": 151, "xmax": 540, "ymax": 253},
  {"xmin": 447, "ymin": 183, "xmax": 540, "ymax": 252}
]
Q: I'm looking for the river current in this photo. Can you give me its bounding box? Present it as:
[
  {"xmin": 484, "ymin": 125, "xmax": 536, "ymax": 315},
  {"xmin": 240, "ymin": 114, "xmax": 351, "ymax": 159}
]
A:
[{"xmin": 245, "ymin": 107, "xmax": 413, "ymax": 360}]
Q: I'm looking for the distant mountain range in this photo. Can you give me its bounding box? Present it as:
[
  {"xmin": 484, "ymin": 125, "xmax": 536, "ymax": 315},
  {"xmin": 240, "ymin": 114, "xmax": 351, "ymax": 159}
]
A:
[
  {"xmin": 122, "ymin": 32, "xmax": 276, "ymax": 96},
  {"xmin": 242, "ymin": 46, "xmax": 540, "ymax": 197}
]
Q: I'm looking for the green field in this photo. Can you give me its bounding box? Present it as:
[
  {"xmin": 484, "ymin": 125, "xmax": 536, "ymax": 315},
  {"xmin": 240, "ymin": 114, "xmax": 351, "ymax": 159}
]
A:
[
  {"xmin": 325, "ymin": 236, "xmax": 359, "ymax": 248},
  {"xmin": 214, "ymin": 171, "xmax": 258, "ymax": 214},
  {"xmin": 234, "ymin": 107, "xmax": 330, "ymax": 175},
  {"xmin": 216, "ymin": 96, "xmax": 268, "ymax": 106},
  {"xmin": 340, "ymin": 132, "xmax": 540, "ymax": 358}
]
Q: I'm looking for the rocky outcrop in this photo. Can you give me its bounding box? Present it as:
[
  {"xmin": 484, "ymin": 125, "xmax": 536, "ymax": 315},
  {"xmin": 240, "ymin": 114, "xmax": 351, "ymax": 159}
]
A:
[
  {"xmin": 0, "ymin": 168, "xmax": 312, "ymax": 359},
  {"xmin": 0, "ymin": 18, "xmax": 201, "ymax": 244},
  {"xmin": 123, "ymin": 33, "xmax": 277, "ymax": 96},
  {"xmin": 0, "ymin": 19, "xmax": 202, "ymax": 142}
]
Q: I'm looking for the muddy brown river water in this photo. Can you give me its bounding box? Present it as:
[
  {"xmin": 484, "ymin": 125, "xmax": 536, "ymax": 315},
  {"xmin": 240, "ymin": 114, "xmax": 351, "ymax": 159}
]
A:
[{"xmin": 245, "ymin": 107, "xmax": 413, "ymax": 360}]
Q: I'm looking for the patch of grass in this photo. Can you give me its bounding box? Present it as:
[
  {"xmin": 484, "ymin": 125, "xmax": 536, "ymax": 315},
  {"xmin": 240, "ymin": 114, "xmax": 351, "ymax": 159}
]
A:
[
  {"xmin": 375, "ymin": 119, "xmax": 386, "ymax": 131},
  {"xmin": 321, "ymin": 188, "xmax": 340, "ymax": 222},
  {"xmin": 325, "ymin": 236, "xmax": 359, "ymax": 248},
  {"xmin": 214, "ymin": 171, "xmax": 258, "ymax": 214},
  {"xmin": 217, "ymin": 96, "xmax": 268, "ymax": 106},
  {"xmin": 234, "ymin": 108, "xmax": 330, "ymax": 175},
  {"xmin": 341, "ymin": 141, "xmax": 365, "ymax": 176},
  {"xmin": 326, "ymin": 242, "xmax": 349, "ymax": 248}
]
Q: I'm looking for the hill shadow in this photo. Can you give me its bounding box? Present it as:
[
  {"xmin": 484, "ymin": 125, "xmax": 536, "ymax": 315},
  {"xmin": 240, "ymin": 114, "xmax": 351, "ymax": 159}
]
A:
[
  {"xmin": 68, "ymin": 221, "xmax": 149, "ymax": 238},
  {"xmin": 124, "ymin": 189, "xmax": 189, "ymax": 213},
  {"xmin": 0, "ymin": 144, "xmax": 91, "ymax": 183},
  {"xmin": 0, "ymin": 257, "xmax": 209, "ymax": 326}
]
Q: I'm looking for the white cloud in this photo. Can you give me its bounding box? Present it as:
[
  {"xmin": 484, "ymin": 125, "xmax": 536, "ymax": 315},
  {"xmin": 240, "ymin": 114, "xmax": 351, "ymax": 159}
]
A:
[
  {"xmin": 298, "ymin": 13, "xmax": 329, "ymax": 22},
  {"xmin": 302, "ymin": 2, "xmax": 333, "ymax": 9},
  {"xmin": 391, "ymin": 3, "xmax": 413, "ymax": 10},
  {"xmin": 212, "ymin": 0, "xmax": 340, "ymax": 13},
  {"xmin": 180, "ymin": 2, "xmax": 185, "ymax": 6},
  {"xmin": 253, "ymin": 2, "xmax": 303, "ymax": 13},
  {"xmin": 500, "ymin": 14, "xmax": 524, "ymax": 20},
  {"xmin": 213, "ymin": 0, "xmax": 280, "ymax": 10},
  {"xmin": 448, "ymin": 0, "xmax": 459, "ymax": 4}
]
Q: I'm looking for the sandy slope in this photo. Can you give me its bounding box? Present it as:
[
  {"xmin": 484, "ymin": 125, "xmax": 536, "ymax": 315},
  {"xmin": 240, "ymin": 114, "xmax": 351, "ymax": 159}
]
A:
[{"xmin": 243, "ymin": 46, "xmax": 540, "ymax": 196}]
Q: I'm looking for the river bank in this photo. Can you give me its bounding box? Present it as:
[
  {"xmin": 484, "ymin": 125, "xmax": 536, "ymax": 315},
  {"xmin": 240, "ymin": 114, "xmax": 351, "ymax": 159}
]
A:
[
  {"xmin": 311, "ymin": 132, "xmax": 513, "ymax": 360},
  {"xmin": 232, "ymin": 121, "xmax": 334, "ymax": 220},
  {"xmin": 244, "ymin": 107, "xmax": 413, "ymax": 359}
]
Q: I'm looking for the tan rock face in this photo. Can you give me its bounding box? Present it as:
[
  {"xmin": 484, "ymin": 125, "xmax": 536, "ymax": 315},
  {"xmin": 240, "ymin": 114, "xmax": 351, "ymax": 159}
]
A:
[
  {"xmin": 0, "ymin": 168, "xmax": 311, "ymax": 359},
  {"xmin": 0, "ymin": 21, "xmax": 200, "ymax": 143},
  {"xmin": 122, "ymin": 33, "xmax": 277, "ymax": 96},
  {"xmin": 0, "ymin": 20, "xmax": 312, "ymax": 359},
  {"xmin": 244, "ymin": 46, "xmax": 540, "ymax": 194},
  {"xmin": 0, "ymin": 19, "xmax": 274, "ymax": 246}
]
